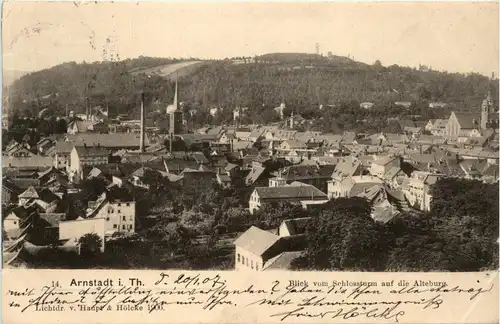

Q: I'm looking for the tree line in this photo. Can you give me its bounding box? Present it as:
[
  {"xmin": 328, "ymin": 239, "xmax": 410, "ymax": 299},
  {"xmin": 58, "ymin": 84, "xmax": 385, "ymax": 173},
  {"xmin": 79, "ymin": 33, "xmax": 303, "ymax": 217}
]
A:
[{"xmin": 7, "ymin": 56, "xmax": 497, "ymax": 134}]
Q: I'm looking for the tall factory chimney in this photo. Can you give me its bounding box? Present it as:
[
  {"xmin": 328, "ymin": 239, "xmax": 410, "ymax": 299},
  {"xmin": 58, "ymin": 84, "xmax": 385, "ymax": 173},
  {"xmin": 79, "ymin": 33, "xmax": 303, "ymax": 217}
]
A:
[{"xmin": 140, "ymin": 91, "xmax": 146, "ymax": 152}]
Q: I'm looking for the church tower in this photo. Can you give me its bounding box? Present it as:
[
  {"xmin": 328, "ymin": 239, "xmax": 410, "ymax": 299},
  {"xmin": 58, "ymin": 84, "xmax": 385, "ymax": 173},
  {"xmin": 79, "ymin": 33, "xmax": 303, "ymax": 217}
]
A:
[{"xmin": 481, "ymin": 72, "xmax": 496, "ymax": 130}]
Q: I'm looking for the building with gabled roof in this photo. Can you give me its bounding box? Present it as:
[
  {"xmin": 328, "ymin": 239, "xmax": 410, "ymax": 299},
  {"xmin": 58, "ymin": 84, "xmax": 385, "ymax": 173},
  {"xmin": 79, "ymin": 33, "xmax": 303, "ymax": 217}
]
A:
[
  {"xmin": 272, "ymin": 164, "xmax": 335, "ymax": 192},
  {"xmin": 85, "ymin": 192, "xmax": 136, "ymax": 236},
  {"xmin": 331, "ymin": 156, "xmax": 363, "ymax": 181},
  {"xmin": 234, "ymin": 225, "xmax": 306, "ymax": 271},
  {"xmin": 2, "ymin": 177, "xmax": 22, "ymax": 206},
  {"xmin": 278, "ymin": 217, "xmax": 311, "ymax": 237},
  {"xmin": 356, "ymin": 184, "xmax": 410, "ymax": 223},
  {"xmin": 402, "ymin": 171, "xmax": 440, "ymax": 211},
  {"xmin": 249, "ymin": 184, "xmax": 327, "ymax": 214},
  {"xmin": 69, "ymin": 145, "xmax": 110, "ymax": 182},
  {"xmin": 66, "ymin": 133, "xmax": 148, "ymax": 151},
  {"xmin": 328, "ymin": 175, "xmax": 384, "ymax": 199}
]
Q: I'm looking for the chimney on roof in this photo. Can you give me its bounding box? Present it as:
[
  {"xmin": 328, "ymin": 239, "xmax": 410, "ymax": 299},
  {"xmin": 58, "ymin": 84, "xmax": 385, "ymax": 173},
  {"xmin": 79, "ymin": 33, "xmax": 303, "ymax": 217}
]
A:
[{"xmin": 140, "ymin": 92, "xmax": 146, "ymax": 153}]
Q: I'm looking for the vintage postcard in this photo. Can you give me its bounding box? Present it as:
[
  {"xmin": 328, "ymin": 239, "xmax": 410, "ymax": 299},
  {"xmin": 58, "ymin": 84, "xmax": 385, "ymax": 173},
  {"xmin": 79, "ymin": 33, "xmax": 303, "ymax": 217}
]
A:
[{"xmin": 1, "ymin": 1, "xmax": 499, "ymax": 323}]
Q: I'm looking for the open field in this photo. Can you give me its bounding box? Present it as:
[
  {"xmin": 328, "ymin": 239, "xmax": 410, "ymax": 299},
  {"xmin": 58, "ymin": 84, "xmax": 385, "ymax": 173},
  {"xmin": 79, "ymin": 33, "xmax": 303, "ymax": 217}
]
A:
[{"xmin": 129, "ymin": 61, "xmax": 207, "ymax": 80}]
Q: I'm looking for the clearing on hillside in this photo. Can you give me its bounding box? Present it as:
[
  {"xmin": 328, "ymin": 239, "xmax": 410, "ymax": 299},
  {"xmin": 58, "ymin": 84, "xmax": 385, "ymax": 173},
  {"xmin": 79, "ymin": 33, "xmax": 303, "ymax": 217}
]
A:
[{"xmin": 129, "ymin": 61, "xmax": 207, "ymax": 80}]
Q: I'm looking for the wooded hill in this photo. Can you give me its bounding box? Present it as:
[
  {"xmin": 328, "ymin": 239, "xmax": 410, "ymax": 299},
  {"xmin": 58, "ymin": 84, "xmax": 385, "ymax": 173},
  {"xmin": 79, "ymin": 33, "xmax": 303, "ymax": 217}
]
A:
[{"xmin": 6, "ymin": 54, "xmax": 497, "ymax": 132}]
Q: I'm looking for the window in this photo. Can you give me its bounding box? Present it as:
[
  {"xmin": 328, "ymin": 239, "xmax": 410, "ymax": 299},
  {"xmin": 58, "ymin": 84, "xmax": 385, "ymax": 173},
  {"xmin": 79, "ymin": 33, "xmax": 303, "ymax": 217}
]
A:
[
  {"xmin": 118, "ymin": 210, "xmax": 121, "ymax": 214},
  {"xmin": 113, "ymin": 224, "xmax": 117, "ymax": 229},
  {"xmin": 251, "ymin": 260, "xmax": 254, "ymax": 269},
  {"xmin": 118, "ymin": 203, "xmax": 121, "ymax": 207},
  {"xmin": 255, "ymin": 264, "xmax": 258, "ymax": 271},
  {"xmin": 108, "ymin": 210, "xmax": 110, "ymax": 214},
  {"xmin": 237, "ymin": 254, "xmax": 241, "ymax": 263},
  {"xmin": 106, "ymin": 217, "xmax": 110, "ymax": 221},
  {"xmin": 122, "ymin": 225, "xmax": 126, "ymax": 230},
  {"xmin": 129, "ymin": 225, "xmax": 133, "ymax": 230},
  {"xmin": 242, "ymin": 256, "xmax": 245, "ymax": 265},
  {"xmin": 126, "ymin": 203, "xmax": 130, "ymax": 207},
  {"xmin": 122, "ymin": 216, "xmax": 126, "ymax": 221}
]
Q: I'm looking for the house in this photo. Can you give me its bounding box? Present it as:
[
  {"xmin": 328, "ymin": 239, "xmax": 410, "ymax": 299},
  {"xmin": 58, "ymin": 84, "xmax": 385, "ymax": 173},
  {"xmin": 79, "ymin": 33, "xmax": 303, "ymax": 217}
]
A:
[
  {"xmin": 131, "ymin": 167, "xmax": 168, "ymax": 189},
  {"xmin": 59, "ymin": 218, "xmax": 106, "ymax": 252},
  {"xmin": 2, "ymin": 178, "xmax": 22, "ymax": 206},
  {"xmin": 328, "ymin": 175, "xmax": 384, "ymax": 199},
  {"xmin": 32, "ymin": 213, "xmax": 66, "ymax": 244},
  {"xmin": 209, "ymin": 152, "xmax": 227, "ymax": 173},
  {"xmin": 67, "ymin": 120, "xmax": 98, "ymax": 134},
  {"xmin": 3, "ymin": 206, "xmax": 37, "ymax": 233},
  {"xmin": 86, "ymin": 192, "xmax": 136, "ymax": 235},
  {"xmin": 17, "ymin": 186, "xmax": 61, "ymax": 212},
  {"xmin": 402, "ymin": 171, "xmax": 439, "ymax": 211},
  {"xmin": 360, "ymin": 102, "xmax": 374, "ymax": 109},
  {"xmin": 180, "ymin": 168, "xmax": 214, "ymax": 191},
  {"xmin": 357, "ymin": 185, "xmax": 410, "ymax": 223},
  {"xmin": 37, "ymin": 166, "xmax": 65, "ymax": 186},
  {"xmin": 331, "ymin": 156, "xmax": 363, "ymax": 181},
  {"xmin": 65, "ymin": 133, "xmax": 149, "ymax": 151},
  {"xmin": 394, "ymin": 101, "xmax": 412, "ymax": 108},
  {"xmin": 245, "ymin": 165, "xmax": 267, "ymax": 186},
  {"xmin": 234, "ymin": 131, "xmax": 252, "ymax": 141},
  {"xmin": 249, "ymin": 184, "xmax": 327, "ymax": 214},
  {"xmin": 69, "ymin": 145, "xmax": 110, "ymax": 182},
  {"xmin": 2, "ymin": 156, "xmax": 53, "ymax": 170},
  {"xmin": 164, "ymin": 158, "xmax": 201, "ymax": 175},
  {"xmin": 36, "ymin": 138, "xmax": 55, "ymax": 155},
  {"xmin": 429, "ymin": 102, "xmax": 448, "ymax": 109},
  {"xmin": 53, "ymin": 141, "xmax": 74, "ymax": 170},
  {"xmin": 225, "ymin": 163, "xmax": 240, "ymax": 176},
  {"xmin": 234, "ymin": 226, "xmax": 305, "ymax": 271},
  {"xmin": 209, "ymin": 107, "xmax": 219, "ymax": 117},
  {"xmin": 272, "ymin": 164, "xmax": 335, "ymax": 193},
  {"xmin": 425, "ymin": 119, "xmax": 448, "ymax": 136},
  {"xmin": 248, "ymin": 128, "xmax": 265, "ymax": 143},
  {"xmin": 341, "ymin": 132, "xmax": 357, "ymax": 145},
  {"xmin": 278, "ymin": 217, "xmax": 311, "ymax": 237},
  {"xmin": 274, "ymin": 103, "xmax": 286, "ymax": 119},
  {"xmin": 279, "ymin": 140, "xmax": 307, "ymax": 151},
  {"xmin": 398, "ymin": 119, "xmax": 417, "ymax": 130},
  {"xmin": 370, "ymin": 156, "xmax": 401, "ymax": 178},
  {"xmin": 216, "ymin": 173, "xmax": 232, "ymax": 188},
  {"xmin": 6, "ymin": 143, "xmax": 34, "ymax": 157}
]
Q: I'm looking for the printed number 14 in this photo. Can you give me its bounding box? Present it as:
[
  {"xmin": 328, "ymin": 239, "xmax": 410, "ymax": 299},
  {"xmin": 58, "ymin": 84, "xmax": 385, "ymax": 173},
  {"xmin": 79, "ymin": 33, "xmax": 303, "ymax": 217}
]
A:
[{"xmin": 51, "ymin": 281, "xmax": 60, "ymax": 287}]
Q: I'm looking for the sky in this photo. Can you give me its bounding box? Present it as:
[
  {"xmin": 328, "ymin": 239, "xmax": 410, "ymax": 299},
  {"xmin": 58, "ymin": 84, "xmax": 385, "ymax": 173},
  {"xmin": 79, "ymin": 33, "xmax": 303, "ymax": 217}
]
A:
[{"xmin": 2, "ymin": 1, "xmax": 499, "ymax": 76}]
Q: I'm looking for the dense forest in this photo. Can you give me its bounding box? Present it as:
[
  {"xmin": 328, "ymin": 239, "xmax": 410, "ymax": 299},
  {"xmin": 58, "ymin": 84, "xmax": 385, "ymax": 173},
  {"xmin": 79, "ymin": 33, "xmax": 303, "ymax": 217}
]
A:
[{"xmin": 6, "ymin": 54, "xmax": 498, "ymax": 133}]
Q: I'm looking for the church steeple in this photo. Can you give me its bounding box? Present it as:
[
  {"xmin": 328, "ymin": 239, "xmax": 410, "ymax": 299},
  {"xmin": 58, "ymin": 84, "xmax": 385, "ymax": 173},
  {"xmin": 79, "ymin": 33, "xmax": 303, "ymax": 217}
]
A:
[{"xmin": 481, "ymin": 72, "xmax": 495, "ymax": 130}]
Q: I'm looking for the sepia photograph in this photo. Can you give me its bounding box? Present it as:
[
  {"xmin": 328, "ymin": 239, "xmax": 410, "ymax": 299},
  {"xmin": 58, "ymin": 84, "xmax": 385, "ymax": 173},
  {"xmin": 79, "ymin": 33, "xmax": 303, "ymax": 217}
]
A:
[{"xmin": 2, "ymin": 1, "xmax": 499, "ymax": 273}]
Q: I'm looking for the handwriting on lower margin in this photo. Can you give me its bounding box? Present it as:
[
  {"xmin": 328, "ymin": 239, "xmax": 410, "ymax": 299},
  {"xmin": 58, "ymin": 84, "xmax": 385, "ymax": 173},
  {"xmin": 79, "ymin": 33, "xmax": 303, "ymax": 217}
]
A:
[{"xmin": 270, "ymin": 305, "xmax": 406, "ymax": 322}]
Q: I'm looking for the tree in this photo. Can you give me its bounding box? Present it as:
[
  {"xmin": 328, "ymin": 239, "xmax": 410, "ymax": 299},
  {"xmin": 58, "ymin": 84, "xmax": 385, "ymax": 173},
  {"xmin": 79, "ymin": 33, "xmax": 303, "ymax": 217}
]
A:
[
  {"xmin": 78, "ymin": 233, "xmax": 103, "ymax": 255},
  {"xmin": 255, "ymin": 201, "xmax": 309, "ymax": 229},
  {"xmin": 300, "ymin": 197, "xmax": 387, "ymax": 271}
]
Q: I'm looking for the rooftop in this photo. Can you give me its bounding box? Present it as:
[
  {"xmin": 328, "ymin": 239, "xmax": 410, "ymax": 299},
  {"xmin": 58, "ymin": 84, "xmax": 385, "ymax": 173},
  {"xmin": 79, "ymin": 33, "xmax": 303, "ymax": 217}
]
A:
[{"xmin": 234, "ymin": 226, "xmax": 281, "ymax": 256}]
